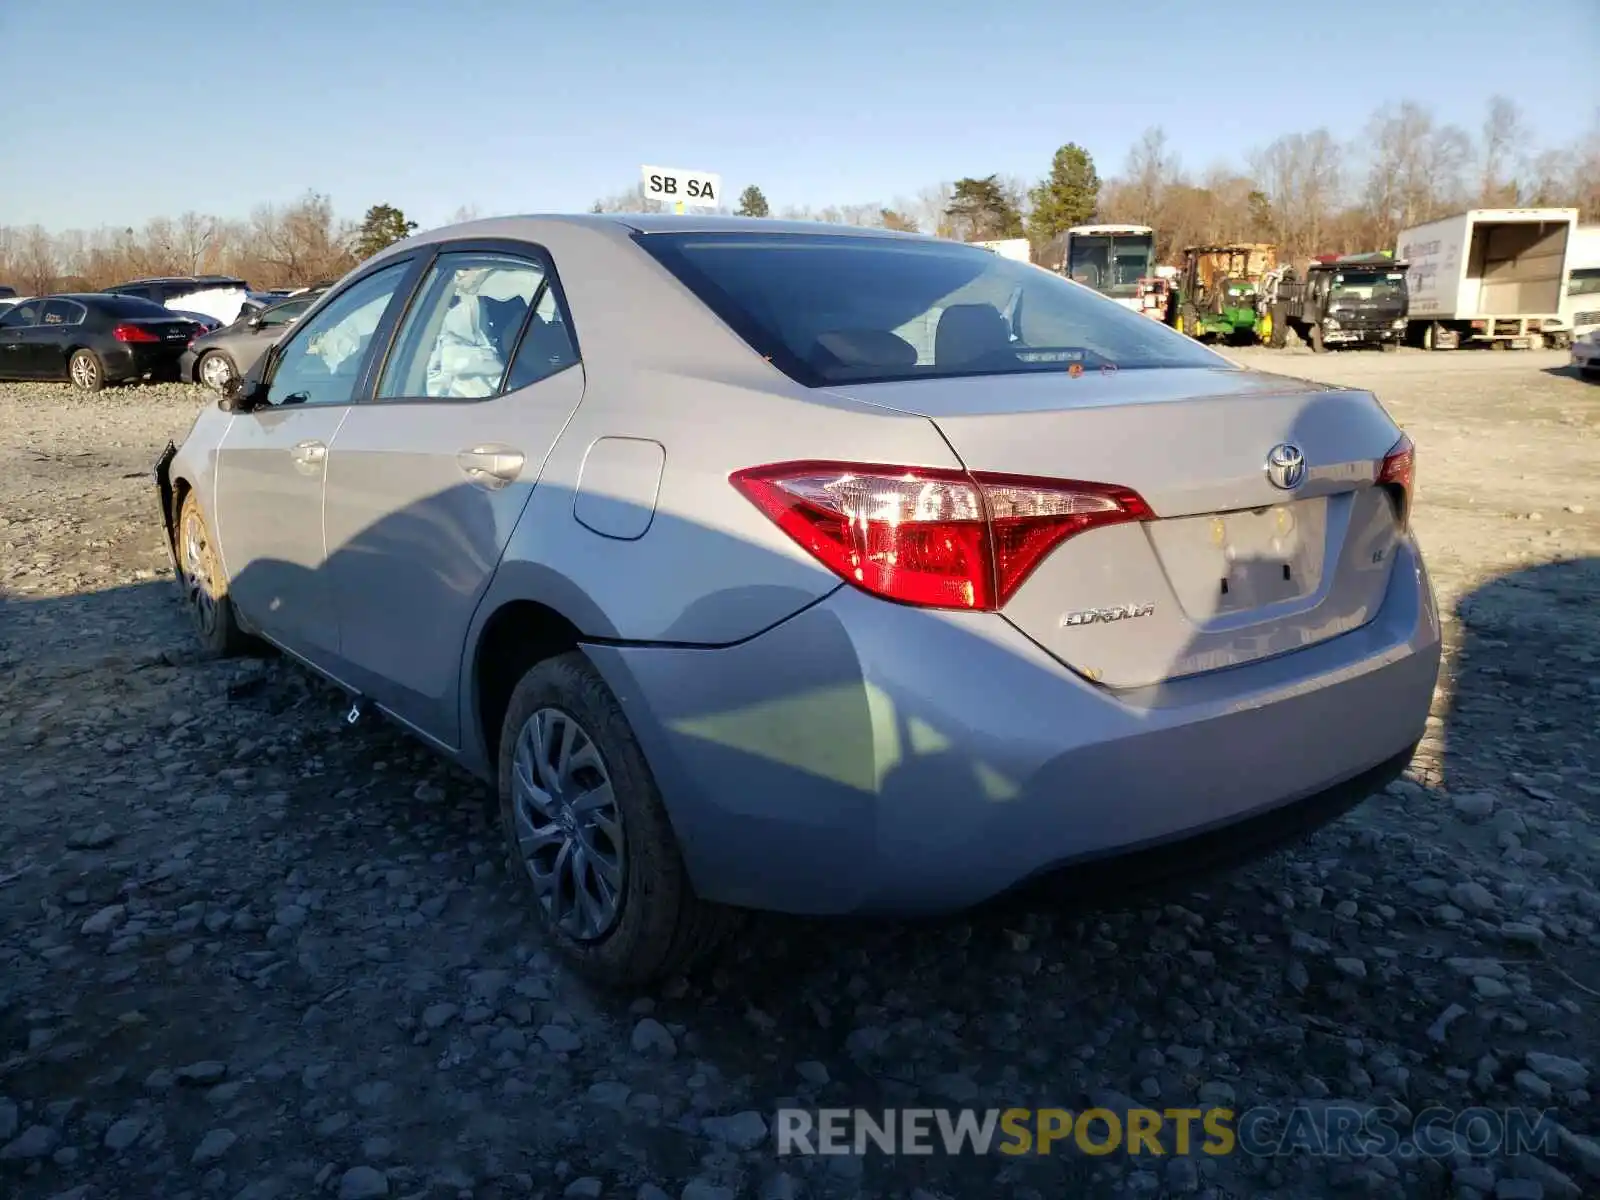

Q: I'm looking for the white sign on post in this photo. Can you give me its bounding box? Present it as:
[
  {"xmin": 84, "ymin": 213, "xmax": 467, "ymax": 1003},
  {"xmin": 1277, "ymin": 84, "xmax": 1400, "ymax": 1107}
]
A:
[{"xmin": 640, "ymin": 165, "xmax": 722, "ymax": 213}]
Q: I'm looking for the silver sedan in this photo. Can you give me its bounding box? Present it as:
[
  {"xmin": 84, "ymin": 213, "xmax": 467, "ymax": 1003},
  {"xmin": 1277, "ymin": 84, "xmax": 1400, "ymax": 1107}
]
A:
[{"xmin": 155, "ymin": 215, "xmax": 1441, "ymax": 985}]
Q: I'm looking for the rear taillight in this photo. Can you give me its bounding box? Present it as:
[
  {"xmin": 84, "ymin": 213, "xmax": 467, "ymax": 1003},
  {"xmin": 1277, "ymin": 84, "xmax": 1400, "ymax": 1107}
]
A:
[
  {"xmin": 1377, "ymin": 433, "xmax": 1415, "ymax": 530},
  {"xmin": 112, "ymin": 323, "xmax": 159, "ymax": 343},
  {"xmin": 730, "ymin": 461, "xmax": 1153, "ymax": 611}
]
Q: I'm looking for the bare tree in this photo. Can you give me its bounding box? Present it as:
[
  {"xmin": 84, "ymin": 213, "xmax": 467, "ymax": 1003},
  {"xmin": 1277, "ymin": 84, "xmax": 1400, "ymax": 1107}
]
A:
[
  {"xmin": 174, "ymin": 212, "xmax": 217, "ymax": 275},
  {"xmin": 1479, "ymin": 95, "xmax": 1527, "ymax": 205},
  {"xmin": 1251, "ymin": 129, "xmax": 1344, "ymax": 260},
  {"xmin": 1120, "ymin": 126, "xmax": 1179, "ymax": 226},
  {"xmin": 590, "ymin": 184, "xmax": 657, "ymax": 214},
  {"xmin": 1360, "ymin": 102, "xmax": 1472, "ymax": 249},
  {"xmin": 18, "ymin": 225, "xmax": 59, "ymax": 294},
  {"xmin": 911, "ymin": 182, "xmax": 955, "ymax": 238}
]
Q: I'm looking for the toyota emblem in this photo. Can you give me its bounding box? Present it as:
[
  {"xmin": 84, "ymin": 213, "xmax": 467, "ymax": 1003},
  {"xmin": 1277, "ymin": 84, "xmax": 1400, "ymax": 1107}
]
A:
[{"xmin": 1265, "ymin": 443, "xmax": 1306, "ymax": 490}]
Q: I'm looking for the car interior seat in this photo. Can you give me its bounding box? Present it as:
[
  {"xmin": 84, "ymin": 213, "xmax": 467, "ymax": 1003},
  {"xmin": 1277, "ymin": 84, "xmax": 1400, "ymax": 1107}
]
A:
[{"xmin": 934, "ymin": 303, "xmax": 1012, "ymax": 367}]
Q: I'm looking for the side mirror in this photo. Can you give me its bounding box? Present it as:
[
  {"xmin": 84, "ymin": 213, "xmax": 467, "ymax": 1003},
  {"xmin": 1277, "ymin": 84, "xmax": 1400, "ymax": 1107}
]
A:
[
  {"xmin": 247, "ymin": 315, "xmax": 263, "ymax": 330},
  {"xmin": 216, "ymin": 374, "xmax": 267, "ymax": 412}
]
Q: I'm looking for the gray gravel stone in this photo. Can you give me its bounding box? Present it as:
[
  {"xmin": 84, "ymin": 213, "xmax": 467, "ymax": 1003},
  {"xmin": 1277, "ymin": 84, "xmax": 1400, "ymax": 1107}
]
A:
[
  {"xmin": 103, "ymin": 1116, "xmax": 146, "ymax": 1151},
  {"xmin": 1525, "ymin": 1052, "xmax": 1589, "ymax": 1090},
  {"xmin": 700, "ymin": 1110, "xmax": 769, "ymax": 1149},
  {"xmin": 191, "ymin": 1128, "xmax": 237, "ymax": 1163},
  {"xmin": 338, "ymin": 1165, "xmax": 390, "ymax": 1199},
  {"xmin": 1, "ymin": 1124, "xmax": 59, "ymax": 1161},
  {"xmin": 631, "ymin": 1017, "xmax": 677, "ymax": 1059}
]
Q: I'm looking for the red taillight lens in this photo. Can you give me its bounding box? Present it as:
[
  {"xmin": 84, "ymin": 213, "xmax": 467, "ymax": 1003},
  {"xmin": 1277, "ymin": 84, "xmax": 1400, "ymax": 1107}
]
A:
[
  {"xmin": 1377, "ymin": 433, "xmax": 1415, "ymax": 530},
  {"xmin": 112, "ymin": 323, "xmax": 160, "ymax": 343},
  {"xmin": 730, "ymin": 461, "xmax": 1153, "ymax": 611}
]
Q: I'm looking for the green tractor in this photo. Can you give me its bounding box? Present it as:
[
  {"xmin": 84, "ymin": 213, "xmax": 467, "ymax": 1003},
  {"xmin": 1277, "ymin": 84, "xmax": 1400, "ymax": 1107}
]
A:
[{"xmin": 1171, "ymin": 244, "xmax": 1280, "ymax": 345}]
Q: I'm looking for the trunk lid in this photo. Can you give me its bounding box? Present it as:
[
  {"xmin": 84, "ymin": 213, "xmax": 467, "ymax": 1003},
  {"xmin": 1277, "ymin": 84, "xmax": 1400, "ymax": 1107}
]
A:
[
  {"xmin": 121, "ymin": 317, "xmax": 198, "ymax": 345},
  {"xmin": 827, "ymin": 367, "xmax": 1408, "ymax": 688}
]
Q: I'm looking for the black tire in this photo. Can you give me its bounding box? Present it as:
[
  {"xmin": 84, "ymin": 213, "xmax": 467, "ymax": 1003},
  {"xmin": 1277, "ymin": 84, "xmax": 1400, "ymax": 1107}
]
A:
[
  {"xmin": 196, "ymin": 350, "xmax": 237, "ymax": 390},
  {"xmin": 175, "ymin": 492, "xmax": 248, "ymax": 657},
  {"xmin": 68, "ymin": 348, "xmax": 105, "ymax": 392},
  {"xmin": 497, "ymin": 651, "xmax": 734, "ymax": 987},
  {"xmin": 1580, "ymin": 367, "xmax": 1600, "ymax": 382},
  {"xmin": 1309, "ymin": 323, "xmax": 1326, "ymax": 353}
]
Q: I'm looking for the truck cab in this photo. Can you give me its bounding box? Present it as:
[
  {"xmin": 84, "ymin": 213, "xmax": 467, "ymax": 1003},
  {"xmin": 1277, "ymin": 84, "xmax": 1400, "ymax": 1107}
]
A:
[{"xmin": 1263, "ymin": 254, "xmax": 1409, "ymax": 352}]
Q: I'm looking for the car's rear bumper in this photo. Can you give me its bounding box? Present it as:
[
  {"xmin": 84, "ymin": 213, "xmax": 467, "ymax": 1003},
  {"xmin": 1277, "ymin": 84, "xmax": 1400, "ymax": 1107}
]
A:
[
  {"xmin": 586, "ymin": 537, "xmax": 1442, "ymax": 916},
  {"xmin": 103, "ymin": 344, "xmax": 186, "ymax": 382},
  {"xmin": 178, "ymin": 349, "xmax": 200, "ymax": 380}
]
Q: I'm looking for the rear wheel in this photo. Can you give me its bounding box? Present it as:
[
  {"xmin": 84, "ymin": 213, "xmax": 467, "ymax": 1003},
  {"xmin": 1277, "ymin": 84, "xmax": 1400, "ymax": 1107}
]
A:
[
  {"xmin": 197, "ymin": 350, "xmax": 237, "ymax": 390},
  {"xmin": 176, "ymin": 492, "xmax": 247, "ymax": 657},
  {"xmin": 69, "ymin": 349, "xmax": 104, "ymax": 391},
  {"xmin": 497, "ymin": 651, "xmax": 734, "ymax": 987}
]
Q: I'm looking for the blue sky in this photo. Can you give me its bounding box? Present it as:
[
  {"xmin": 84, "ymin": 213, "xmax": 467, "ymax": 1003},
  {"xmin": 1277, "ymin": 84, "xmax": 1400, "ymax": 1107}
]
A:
[{"xmin": 0, "ymin": 0, "xmax": 1593, "ymax": 232}]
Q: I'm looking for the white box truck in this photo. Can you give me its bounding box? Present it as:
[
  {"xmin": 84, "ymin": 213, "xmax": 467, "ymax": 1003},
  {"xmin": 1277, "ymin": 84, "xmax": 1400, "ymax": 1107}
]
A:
[
  {"xmin": 1396, "ymin": 208, "xmax": 1578, "ymax": 350},
  {"xmin": 969, "ymin": 238, "xmax": 1033, "ymax": 263}
]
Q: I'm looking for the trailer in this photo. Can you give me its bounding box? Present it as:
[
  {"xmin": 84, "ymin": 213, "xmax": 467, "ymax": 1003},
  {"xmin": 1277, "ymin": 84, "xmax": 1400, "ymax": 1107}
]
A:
[{"xmin": 1396, "ymin": 208, "xmax": 1577, "ymax": 350}]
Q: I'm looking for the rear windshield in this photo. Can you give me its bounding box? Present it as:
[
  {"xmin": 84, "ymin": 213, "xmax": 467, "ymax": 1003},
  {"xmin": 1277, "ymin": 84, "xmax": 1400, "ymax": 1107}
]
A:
[
  {"xmin": 96, "ymin": 294, "xmax": 177, "ymax": 318},
  {"xmin": 634, "ymin": 231, "xmax": 1228, "ymax": 386}
]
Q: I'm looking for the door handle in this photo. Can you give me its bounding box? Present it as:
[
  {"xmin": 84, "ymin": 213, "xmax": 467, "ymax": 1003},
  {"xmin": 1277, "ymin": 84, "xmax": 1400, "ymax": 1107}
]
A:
[
  {"xmin": 457, "ymin": 445, "xmax": 524, "ymax": 490},
  {"xmin": 289, "ymin": 440, "xmax": 327, "ymax": 473}
]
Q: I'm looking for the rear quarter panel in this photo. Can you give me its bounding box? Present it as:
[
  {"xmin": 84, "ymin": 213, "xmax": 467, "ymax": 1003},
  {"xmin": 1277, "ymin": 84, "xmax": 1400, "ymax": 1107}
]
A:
[{"xmin": 477, "ymin": 221, "xmax": 967, "ymax": 644}]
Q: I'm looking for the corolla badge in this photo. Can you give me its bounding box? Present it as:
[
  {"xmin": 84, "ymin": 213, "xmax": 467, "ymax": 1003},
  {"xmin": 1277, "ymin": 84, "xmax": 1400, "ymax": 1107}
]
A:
[
  {"xmin": 1059, "ymin": 602, "xmax": 1155, "ymax": 628},
  {"xmin": 1265, "ymin": 442, "xmax": 1306, "ymax": 490}
]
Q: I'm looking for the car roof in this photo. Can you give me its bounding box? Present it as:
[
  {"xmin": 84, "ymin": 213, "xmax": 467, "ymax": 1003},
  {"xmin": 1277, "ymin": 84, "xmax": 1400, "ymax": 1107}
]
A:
[{"xmin": 397, "ymin": 212, "xmax": 931, "ymax": 249}]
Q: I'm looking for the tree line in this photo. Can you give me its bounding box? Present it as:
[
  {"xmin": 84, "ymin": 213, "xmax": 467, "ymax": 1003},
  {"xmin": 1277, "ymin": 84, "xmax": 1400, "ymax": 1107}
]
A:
[{"xmin": 3, "ymin": 96, "xmax": 1595, "ymax": 295}]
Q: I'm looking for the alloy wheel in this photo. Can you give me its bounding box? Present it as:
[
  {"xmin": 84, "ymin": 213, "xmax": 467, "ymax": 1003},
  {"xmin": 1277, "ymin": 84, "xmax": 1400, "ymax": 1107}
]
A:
[
  {"xmin": 180, "ymin": 508, "xmax": 219, "ymax": 638},
  {"xmin": 510, "ymin": 707, "xmax": 626, "ymax": 941},
  {"xmin": 200, "ymin": 354, "xmax": 234, "ymax": 390}
]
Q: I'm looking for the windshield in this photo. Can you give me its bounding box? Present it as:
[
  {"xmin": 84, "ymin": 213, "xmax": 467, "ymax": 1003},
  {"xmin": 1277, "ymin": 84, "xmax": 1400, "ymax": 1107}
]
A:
[
  {"xmin": 1066, "ymin": 234, "xmax": 1154, "ymax": 299},
  {"xmin": 1568, "ymin": 267, "xmax": 1600, "ymax": 298},
  {"xmin": 1328, "ymin": 270, "xmax": 1407, "ymax": 303},
  {"xmin": 635, "ymin": 232, "xmax": 1227, "ymax": 386}
]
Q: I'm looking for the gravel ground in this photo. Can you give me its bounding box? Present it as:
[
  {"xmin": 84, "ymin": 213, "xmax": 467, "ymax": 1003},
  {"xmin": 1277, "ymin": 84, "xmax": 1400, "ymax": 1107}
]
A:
[{"xmin": 1, "ymin": 348, "xmax": 1597, "ymax": 1200}]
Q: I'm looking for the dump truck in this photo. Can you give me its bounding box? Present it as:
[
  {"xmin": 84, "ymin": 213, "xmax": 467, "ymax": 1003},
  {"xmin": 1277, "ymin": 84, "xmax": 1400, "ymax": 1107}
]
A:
[
  {"xmin": 1172, "ymin": 244, "xmax": 1278, "ymax": 344},
  {"xmin": 1397, "ymin": 208, "xmax": 1578, "ymax": 349},
  {"xmin": 1059, "ymin": 224, "xmax": 1158, "ymax": 313},
  {"xmin": 1259, "ymin": 252, "xmax": 1410, "ymax": 352}
]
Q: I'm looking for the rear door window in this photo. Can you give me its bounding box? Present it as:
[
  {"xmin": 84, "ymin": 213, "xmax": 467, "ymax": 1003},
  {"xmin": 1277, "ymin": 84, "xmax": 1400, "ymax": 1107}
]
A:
[
  {"xmin": 1, "ymin": 300, "xmax": 41, "ymax": 327},
  {"xmin": 42, "ymin": 299, "xmax": 87, "ymax": 326}
]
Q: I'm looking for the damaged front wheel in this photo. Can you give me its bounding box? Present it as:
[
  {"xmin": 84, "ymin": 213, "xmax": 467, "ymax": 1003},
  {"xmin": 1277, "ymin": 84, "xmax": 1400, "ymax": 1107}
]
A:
[{"xmin": 176, "ymin": 492, "xmax": 248, "ymax": 657}]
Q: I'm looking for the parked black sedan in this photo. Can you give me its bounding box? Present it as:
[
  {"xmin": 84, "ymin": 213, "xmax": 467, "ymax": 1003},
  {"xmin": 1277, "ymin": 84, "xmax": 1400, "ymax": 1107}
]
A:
[{"xmin": 0, "ymin": 294, "xmax": 200, "ymax": 390}]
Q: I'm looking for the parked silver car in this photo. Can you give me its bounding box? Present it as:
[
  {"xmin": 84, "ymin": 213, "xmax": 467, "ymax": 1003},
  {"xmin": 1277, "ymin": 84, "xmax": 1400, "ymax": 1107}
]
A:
[
  {"xmin": 154, "ymin": 215, "xmax": 1440, "ymax": 985},
  {"xmin": 180, "ymin": 292, "xmax": 323, "ymax": 389}
]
